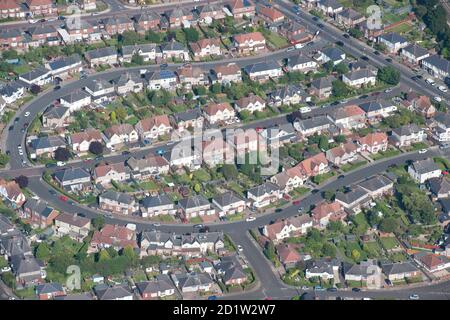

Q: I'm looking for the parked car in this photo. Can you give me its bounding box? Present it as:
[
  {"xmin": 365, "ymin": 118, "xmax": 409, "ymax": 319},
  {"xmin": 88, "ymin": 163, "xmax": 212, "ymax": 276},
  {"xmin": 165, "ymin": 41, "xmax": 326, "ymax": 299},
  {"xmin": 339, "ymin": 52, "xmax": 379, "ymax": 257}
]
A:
[
  {"xmin": 237, "ymin": 245, "xmax": 243, "ymax": 252},
  {"xmin": 409, "ymin": 294, "xmax": 419, "ymax": 300},
  {"xmin": 418, "ymin": 149, "xmax": 427, "ymax": 154},
  {"xmin": 59, "ymin": 195, "xmax": 68, "ymax": 202},
  {"xmin": 246, "ymin": 216, "xmax": 256, "ymax": 222},
  {"xmin": 352, "ymin": 288, "xmax": 361, "ymax": 292}
]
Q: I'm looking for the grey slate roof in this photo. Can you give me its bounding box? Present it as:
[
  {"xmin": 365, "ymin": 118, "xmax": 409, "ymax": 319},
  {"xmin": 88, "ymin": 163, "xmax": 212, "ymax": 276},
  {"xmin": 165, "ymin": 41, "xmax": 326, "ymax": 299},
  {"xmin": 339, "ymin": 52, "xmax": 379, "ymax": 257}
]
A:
[
  {"xmin": 30, "ymin": 135, "xmax": 66, "ymax": 151},
  {"xmin": 335, "ymin": 186, "xmax": 369, "ymax": 206},
  {"xmin": 287, "ymin": 54, "xmax": 315, "ymax": 68},
  {"xmin": 358, "ymin": 175, "xmax": 392, "ymax": 193},
  {"xmin": 247, "ymin": 182, "xmax": 279, "ymax": 197},
  {"xmin": 162, "ymin": 40, "xmax": 188, "ymax": 51},
  {"xmin": 428, "ymin": 177, "xmax": 450, "ymax": 197},
  {"xmin": 173, "ymin": 108, "xmax": 203, "ymax": 122},
  {"xmin": 244, "ymin": 60, "xmax": 281, "ymax": 74},
  {"xmin": 296, "ymin": 115, "xmax": 331, "ymax": 131},
  {"xmin": 392, "ymin": 123, "xmax": 421, "ymax": 136},
  {"xmin": 136, "ymin": 274, "xmax": 175, "ymax": 295},
  {"xmin": 85, "ymin": 47, "xmax": 117, "ymax": 60},
  {"xmin": 48, "ymin": 54, "xmax": 82, "ymax": 71},
  {"xmin": 19, "ymin": 67, "xmax": 50, "ymax": 82},
  {"xmin": 422, "ymin": 54, "xmax": 450, "ymax": 74},
  {"xmin": 310, "ymin": 76, "xmax": 335, "ymax": 90},
  {"xmin": 175, "ymin": 272, "xmax": 213, "ymax": 289},
  {"xmin": 0, "ymin": 81, "xmax": 24, "ymax": 98},
  {"xmin": 23, "ymin": 198, "xmax": 54, "ymax": 218},
  {"xmin": 85, "ymin": 78, "xmax": 114, "ymax": 92},
  {"xmin": 410, "ymin": 159, "xmax": 440, "ymax": 175},
  {"xmin": 380, "ymin": 261, "xmax": 418, "ymax": 276},
  {"xmin": 141, "ymin": 194, "xmax": 173, "ymax": 208},
  {"xmin": 321, "ymin": 47, "xmax": 345, "ymax": 61},
  {"xmin": 60, "ymin": 89, "xmax": 90, "ymax": 103},
  {"xmin": 213, "ymin": 191, "xmax": 244, "ymax": 207},
  {"xmin": 379, "ymin": 32, "xmax": 408, "ymax": 44},
  {"xmin": 178, "ymin": 195, "xmax": 210, "ymax": 210},
  {"xmin": 36, "ymin": 282, "xmax": 64, "ymax": 295},
  {"xmin": 402, "ymin": 44, "xmax": 428, "ymax": 58},
  {"xmin": 10, "ymin": 254, "xmax": 41, "ymax": 276},
  {"xmin": 53, "ymin": 167, "xmax": 91, "ymax": 183},
  {"xmin": 94, "ymin": 284, "xmax": 133, "ymax": 300},
  {"xmin": 344, "ymin": 68, "xmax": 375, "ymax": 81},
  {"xmin": 100, "ymin": 190, "xmax": 135, "ymax": 205},
  {"xmin": 435, "ymin": 112, "xmax": 450, "ymax": 127}
]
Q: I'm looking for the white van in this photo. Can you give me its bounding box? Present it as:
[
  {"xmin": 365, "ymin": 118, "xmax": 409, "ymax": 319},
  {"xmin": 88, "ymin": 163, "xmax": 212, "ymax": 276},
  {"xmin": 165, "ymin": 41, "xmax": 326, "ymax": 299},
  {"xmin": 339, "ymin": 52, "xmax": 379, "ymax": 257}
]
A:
[
  {"xmin": 56, "ymin": 161, "xmax": 66, "ymax": 167},
  {"xmin": 426, "ymin": 78, "xmax": 435, "ymax": 85}
]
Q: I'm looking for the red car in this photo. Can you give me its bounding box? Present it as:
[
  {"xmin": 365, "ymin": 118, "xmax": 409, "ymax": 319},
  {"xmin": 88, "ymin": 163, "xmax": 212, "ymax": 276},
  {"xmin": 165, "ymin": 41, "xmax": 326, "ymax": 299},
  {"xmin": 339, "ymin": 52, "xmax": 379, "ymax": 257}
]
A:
[
  {"xmin": 255, "ymin": 127, "xmax": 264, "ymax": 133},
  {"xmin": 293, "ymin": 200, "xmax": 301, "ymax": 205},
  {"xmin": 59, "ymin": 195, "xmax": 68, "ymax": 202},
  {"xmin": 442, "ymin": 171, "xmax": 448, "ymax": 175}
]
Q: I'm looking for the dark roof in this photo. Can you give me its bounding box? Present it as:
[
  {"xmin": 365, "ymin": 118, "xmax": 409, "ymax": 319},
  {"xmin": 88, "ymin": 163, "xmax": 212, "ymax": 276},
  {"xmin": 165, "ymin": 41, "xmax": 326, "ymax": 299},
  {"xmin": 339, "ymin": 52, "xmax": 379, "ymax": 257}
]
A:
[
  {"xmin": 392, "ymin": 123, "xmax": 421, "ymax": 136},
  {"xmin": 36, "ymin": 282, "xmax": 64, "ymax": 295},
  {"xmin": 60, "ymin": 89, "xmax": 90, "ymax": 103},
  {"xmin": 213, "ymin": 191, "xmax": 244, "ymax": 207},
  {"xmin": 178, "ymin": 195, "xmax": 210, "ymax": 210},
  {"xmin": 85, "ymin": 47, "xmax": 117, "ymax": 60},
  {"xmin": 141, "ymin": 194, "xmax": 173, "ymax": 208},
  {"xmin": 310, "ymin": 76, "xmax": 335, "ymax": 90},
  {"xmin": 428, "ymin": 177, "xmax": 450, "ymax": 197},
  {"xmin": 335, "ymin": 186, "xmax": 369, "ymax": 205},
  {"xmin": 402, "ymin": 44, "xmax": 428, "ymax": 58},
  {"xmin": 94, "ymin": 284, "xmax": 133, "ymax": 300},
  {"xmin": 23, "ymin": 198, "xmax": 55, "ymax": 218},
  {"xmin": 379, "ymin": 32, "xmax": 408, "ymax": 44},
  {"xmin": 244, "ymin": 60, "xmax": 280, "ymax": 74},
  {"xmin": 422, "ymin": 55, "xmax": 450, "ymax": 74},
  {"xmin": 43, "ymin": 105, "xmax": 70, "ymax": 120},
  {"xmin": 53, "ymin": 167, "xmax": 90, "ymax": 183},
  {"xmin": 410, "ymin": 159, "xmax": 440, "ymax": 175},
  {"xmin": 380, "ymin": 261, "xmax": 418, "ymax": 276},
  {"xmin": 173, "ymin": 108, "xmax": 203, "ymax": 122},
  {"xmin": 321, "ymin": 47, "xmax": 345, "ymax": 61},
  {"xmin": 100, "ymin": 190, "xmax": 135, "ymax": 205},
  {"xmin": 48, "ymin": 54, "xmax": 81, "ymax": 71},
  {"xmin": 296, "ymin": 115, "xmax": 331, "ymax": 131},
  {"xmin": 30, "ymin": 135, "xmax": 66, "ymax": 150},
  {"xmin": 19, "ymin": 67, "xmax": 50, "ymax": 82},
  {"xmin": 247, "ymin": 182, "xmax": 279, "ymax": 197},
  {"xmin": 358, "ymin": 175, "xmax": 392, "ymax": 192}
]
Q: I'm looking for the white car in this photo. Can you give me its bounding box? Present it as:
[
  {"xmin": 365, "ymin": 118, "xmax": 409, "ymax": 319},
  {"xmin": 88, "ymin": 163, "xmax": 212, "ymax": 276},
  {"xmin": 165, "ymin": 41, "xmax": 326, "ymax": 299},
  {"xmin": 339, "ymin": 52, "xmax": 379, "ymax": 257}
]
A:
[
  {"xmin": 418, "ymin": 149, "xmax": 428, "ymax": 154},
  {"xmin": 18, "ymin": 150, "xmax": 23, "ymax": 156},
  {"xmin": 28, "ymin": 19, "xmax": 37, "ymax": 24},
  {"xmin": 300, "ymin": 106, "xmax": 311, "ymax": 113},
  {"xmin": 24, "ymin": 111, "xmax": 30, "ymax": 117},
  {"xmin": 426, "ymin": 78, "xmax": 435, "ymax": 85},
  {"xmin": 438, "ymin": 85, "xmax": 448, "ymax": 93},
  {"xmin": 1, "ymin": 266, "xmax": 11, "ymax": 273},
  {"xmin": 409, "ymin": 294, "xmax": 419, "ymax": 300},
  {"xmin": 433, "ymin": 96, "xmax": 442, "ymax": 103},
  {"xmin": 246, "ymin": 216, "xmax": 256, "ymax": 222},
  {"xmin": 237, "ymin": 245, "xmax": 243, "ymax": 252},
  {"xmin": 56, "ymin": 161, "xmax": 66, "ymax": 167}
]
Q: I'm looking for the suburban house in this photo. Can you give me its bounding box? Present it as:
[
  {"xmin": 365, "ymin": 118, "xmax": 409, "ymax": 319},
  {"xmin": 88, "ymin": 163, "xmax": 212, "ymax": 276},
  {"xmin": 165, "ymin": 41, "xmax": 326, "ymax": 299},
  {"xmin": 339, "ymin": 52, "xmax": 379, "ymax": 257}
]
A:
[
  {"xmin": 132, "ymin": 12, "xmax": 160, "ymax": 32},
  {"xmin": 29, "ymin": 135, "xmax": 67, "ymax": 159},
  {"xmin": 243, "ymin": 60, "xmax": 283, "ymax": 82},
  {"xmin": 178, "ymin": 195, "xmax": 215, "ymax": 219},
  {"xmin": 89, "ymin": 224, "xmax": 137, "ymax": 253},
  {"xmin": 276, "ymin": 244, "xmax": 305, "ymax": 268},
  {"xmin": 247, "ymin": 182, "xmax": 281, "ymax": 209},
  {"xmin": 0, "ymin": 81, "xmax": 24, "ymax": 104},
  {"xmin": 271, "ymin": 166, "xmax": 305, "ymax": 193},
  {"xmin": 22, "ymin": 198, "xmax": 59, "ymax": 229},
  {"xmin": 161, "ymin": 41, "xmax": 190, "ymax": 61},
  {"xmin": 343, "ymin": 260, "xmax": 381, "ymax": 283},
  {"xmin": 190, "ymin": 38, "xmax": 222, "ymax": 59},
  {"xmin": 98, "ymin": 190, "xmax": 138, "ymax": 215},
  {"xmin": 432, "ymin": 112, "xmax": 450, "ymax": 143},
  {"xmin": 172, "ymin": 108, "xmax": 204, "ymax": 132},
  {"xmin": 59, "ymin": 90, "xmax": 91, "ymax": 112},
  {"xmin": 0, "ymin": 0, "xmax": 24, "ymax": 18},
  {"xmin": 257, "ymin": 5, "xmax": 285, "ymax": 24},
  {"xmin": 408, "ymin": 159, "xmax": 442, "ymax": 184},
  {"xmin": 421, "ymin": 54, "xmax": 450, "ymax": 80},
  {"xmin": 84, "ymin": 47, "xmax": 118, "ymax": 67},
  {"xmin": 259, "ymin": 123, "xmax": 297, "ymax": 149},
  {"xmin": 342, "ymin": 68, "xmax": 377, "ymax": 88},
  {"xmin": 378, "ymin": 32, "xmax": 409, "ymax": 53},
  {"xmin": 202, "ymin": 138, "xmax": 235, "ymax": 166},
  {"xmin": 428, "ymin": 177, "xmax": 450, "ymax": 199},
  {"xmin": 411, "ymin": 95, "xmax": 436, "ymax": 118},
  {"xmin": 103, "ymin": 123, "xmax": 139, "ymax": 148},
  {"xmin": 215, "ymin": 255, "xmax": 248, "ymax": 286},
  {"xmin": 68, "ymin": 129, "xmax": 103, "ymax": 154},
  {"xmin": 305, "ymin": 259, "xmax": 340, "ymax": 280},
  {"xmin": 113, "ymin": 72, "xmax": 144, "ymax": 95},
  {"xmin": 196, "ymin": 3, "xmax": 226, "ymax": 23},
  {"xmin": 127, "ymin": 155, "xmax": 170, "ymax": 180},
  {"xmin": 36, "ymin": 283, "xmax": 66, "ymax": 300},
  {"xmin": 53, "ymin": 213, "xmax": 91, "ymax": 242},
  {"xmin": 140, "ymin": 231, "xmax": 224, "ymax": 257},
  {"xmin": 53, "ymin": 167, "xmax": 92, "ymax": 192},
  {"xmin": 400, "ymin": 44, "xmax": 430, "ymax": 65},
  {"xmin": 311, "ymin": 201, "xmax": 346, "ymax": 228},
  {"xmin": 335, "ymin": 8, "xmax": 365, "ymax": 27},
  {"xmin": 232, "ymin": 129, "xmax": 259, "ymax": 154},
  {"xmin": 93, "ymin": 162, "xmax": 130, "ymax": 186},
  {"xmin": 94, "ymin": 284, "xmax": 133, "ymax": 300},
  {"xmin": 263, "ymin": 216, "xmax": 314, "ymax": 243},
  {"xmin": 121, "ymin": 44, "xmax": 159, "ymax": 63},
  {"xmin": 327, "ymin": 104, "xmax": 366, "ymax": 129},
  {"xmin": 233, "ymin": 31, "xmax": 266, "ymax": 55},
  {"xmin": 335, "ymin": 186, "xmax": 370, "ymax": 213},
  {"xmin": 286, "ymin": 54, "xmax": 318, "ymax": 72},
  {"xmin": 45, "ymin": 54, "xmax": 83, "ymax": 78},
  {"xmin": 136, "ymin": 275, "xmax": 176, "ymax": 299},
  {"xmin": 325, "ymin": 142, "xmax": 358, "ymax": 166},
  {"xmin": 309, "ymin": 76, "xmax": 335, "ymax": 99},
  {"xmin": 380, "ymin": 261, "xmax": 420, "ymax": 281},
  {"xmin": 356, "ymin": 132, "xmax": 388, "ymax": 154},
  {"xmin": 212, "ymin": 192, "xmax": 246, "ymax": 216},
  {"xmin": 140, "ymin": 194, "xmax": 176, "ymax": 218},
  {"xmin": 19, "ymin": 67, "xmax": 52, "ymax": 86},
  {"xmin": 146, "ymin": 69, "xmax": 178, "ymax": 90},
  {"xmin": 166, "ymin": 7, "xmax": 193, "ymax": 28},
  {"xmin": 359, "ymin": 100, "xmax": 397, "ymax": 121},
  {"xmin": 10, "ymin": 253, "xmax": 43, "ymax": 288},
  {"xmin": 390, "ymin": 124, "xmax": 426, "ymax": 147},
  {"xmin": 0, "ymin": 179, "xmax": 26, "ymax": 208},
  {"xmin": 135, "ymin": 115, "xmax": 172, "ymax": 141},
  {"xmin": 176, "ymin": 65, "xmax": 208, "ymax": 89},
  {"xmin": 203, "ymin": 102, "xmax": 235, "ymax": 124},
  {"xmin": 227, "ymin": 0, "xmax": 255, "ymax": 19},
  {"xmin": 234, "ymin": 93, "xmax": 266, "ymax": 114},
  {"xmin": 319, "ymin": 47, "xmax": 346, "ymax": 65},
  {"xmin": 414, "ymin": 252, "xmax": 450, "ymax": 273},
  {"xmin": 269, "ymin": 85, "xmax": 310, "ymax": 107},
  {"xmin": 209, "ymin": 63, "xmax": 242, "ymax": 85},
  {"xmin": 171, "ymin": 272, "xmax": 214, "ymax": 293},
  {"xmin": 293, "ymin": 115, "xmax": 332, "ymax": 137},
  {"xmin": 358, "ymin": 175, "xmax": 394, "ymax": 199}
]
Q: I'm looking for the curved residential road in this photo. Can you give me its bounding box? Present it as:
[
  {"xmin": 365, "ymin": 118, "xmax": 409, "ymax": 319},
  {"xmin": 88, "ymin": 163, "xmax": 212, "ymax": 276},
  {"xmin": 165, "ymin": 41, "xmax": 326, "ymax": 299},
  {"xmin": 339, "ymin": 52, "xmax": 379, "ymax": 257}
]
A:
[{"xmin": 5, "ymin": 42, "xmax": 330, "ymax": 170}]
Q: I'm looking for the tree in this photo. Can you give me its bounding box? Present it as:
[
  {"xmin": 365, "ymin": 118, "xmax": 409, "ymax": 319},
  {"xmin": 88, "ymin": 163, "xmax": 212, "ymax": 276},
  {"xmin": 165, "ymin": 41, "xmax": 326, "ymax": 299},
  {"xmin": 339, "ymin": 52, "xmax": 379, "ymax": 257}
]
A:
[
  {"xmin": 0, "ymin": 152, "xmax": 9, "ymax": 167},
  {"xmin": 377, "ymin": 66, "xmax": 400, "ymax": 85},
  {"xmin": 323, "ymin": 61, "xmax": 334, "ymax": 73},
  {"xmin": 89, "ymin": 141, "xmax": 104, "ymax": 155},
  {"xmin": 221, "ymin": 164, "xmax": 238, "ymax": 180},
  {"xmin": 119, "ymin": 31, "xmax": 144, "ymax": 46},
  {"xmin": 239, "ymin": 110, "xmax": 251, "ymax": 121},
  {"xmin": 131, "ymin": 53, "xmax": 144, "ymax": 65},
  {"xmin": 334, "ymin": 135, "xmax": 346, "ymax": 144},
  {"xmin": 110, "ymin": 111, "xmax": 117, "ymax": 122},
  {"xmin": 146, "ymin": 30, "xmax": 161, "ymax": 43},
  {"xmin": 1, "ymin": 272, "xmax": 15, "ymax": 289},
  {"xmin": 323, "ymin": 190, "xmax": 335, "ymax": 201},
  {"xmin": 334, "ymin": 62, "xmax": 349, "ymax": 75},
  {"xmin": 1, "ymin": 49, "xmax": 18, "ymax": 60},
  {"xmin": 122, "ymin": 245, "xmax": 138, "ymax": 267},
  {"xmin": 210, "ymin": 83, "xmax": 222, "ymax": 94},
  {"xmin": 98, "ymin": 249, "xmax": 111, "ymax": 263},
  {"xmin": 349, "ymin": 27, "xmax": 363, "ymax": 39},
  {"xmin": 194, "ymin": 183, "xmax": 201, "ymax": 193},
  {"xmin": 54, "ymin": 147, "xmax": 71, "ymax": 162},
  {"xmin": 14, "ymin": 175, "xmax": 28, "ymax": 188},
  {"xmin": 183, "ymin": 27, "xmax": 200, "ymax": 42},
  {"xmin": 322, "ymin": 243, "xmax": 336, "ymax": 258},
  {"xmin": 318, "ymin": 135, "xmax": 329, "ymax": 151},
  {"xmin": 332, "ymin": 80, "xmax": 350, "ymax": 97},
  {"xmin": 379, "ymin": 217, "xmax": 399, "ymax": 233},
  {"xmin": 92, "ymin": 216, "xmax": 105, "ymax": 230},
  {"xmin": 36, "ymin": 242, "xmax": 51, "ymax": 262},
  {"xmin": 351, "ymin": 249, "xmax": 361, "ymax": 261}
]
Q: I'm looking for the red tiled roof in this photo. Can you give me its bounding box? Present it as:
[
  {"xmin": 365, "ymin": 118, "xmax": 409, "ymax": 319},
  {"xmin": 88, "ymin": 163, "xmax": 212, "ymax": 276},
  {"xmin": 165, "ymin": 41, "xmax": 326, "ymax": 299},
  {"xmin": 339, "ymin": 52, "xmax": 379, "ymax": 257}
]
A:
[
  {"xmin": 357, "ymin": 132, "xmax": 388, "ymax": 147},
  {"xmin": 0, "ymin": 0, "xmax": 19, "ymax": 10},
  {"xmin": 91, "ymin": 224, "xmax": 137, "ymax": 248},
  {"xmin": 233, "ymin": 31, "xmax": 265, "ymax": 44},
  {"xmin": 94, "ymin": 162, "xmax": 127, "ymax": 178},
  {"xmin": 258, "ymin": 6, "xmax": 284, "ymax": 22},
  {"xmin": 204, "ymin": 102, "xmax": 233, "ymax": 116},
  {"xmin": 297, "ymin": 152, "xmax": 328, "ymax": 177},
  {"xmin": 137, "ymin": 115, "xmax": 171, "ymax": 132}
]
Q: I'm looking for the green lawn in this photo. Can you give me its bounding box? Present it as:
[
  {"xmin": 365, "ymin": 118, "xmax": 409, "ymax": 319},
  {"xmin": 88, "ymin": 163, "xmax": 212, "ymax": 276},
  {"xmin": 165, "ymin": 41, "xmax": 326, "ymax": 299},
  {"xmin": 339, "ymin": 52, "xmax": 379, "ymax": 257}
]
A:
[
  {"xmin": 370, "ymin": 148, "xmax": 401, "ymax": 161},
  {"xmin": 341, "ymin": 160, "xmax": 367, "ymax": 172},
  {"xmin": 364, "ymin": 241, "xmax": 384, "ymax": 258},
  {"xmin": 227, "ymin": 212, "xmax": 245, "ymax": 222},
  {"xmin": 380, "ymin": 237, "xmax": 399, "ymax": 250},
  {"xmin": 312, "ymin": 172, "xmax": 335, "ymax": 185},
  {"xmin": 152, "ymin": 214, "xmax": 175, "ymax": 223},
  {"xmin": 264, "ymin": 32, "xmax": 289, "ymax": 49},
  {"xmin": 193, "ymin": 169, "xmax": 211, "ymax": 182},
  {"xmin": 433, "ymin": 157, "xmax": 450, "ymax": 170},
  {"xmin": 189, "ymin": 216, "xmax": 203, "ymax": 224},
  {"xmin": 138, "ymin": 180, "xmax": 159, "ymax": 191}
]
